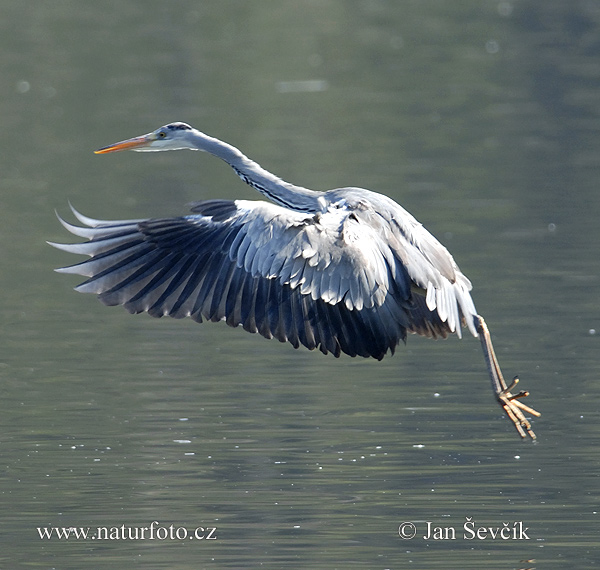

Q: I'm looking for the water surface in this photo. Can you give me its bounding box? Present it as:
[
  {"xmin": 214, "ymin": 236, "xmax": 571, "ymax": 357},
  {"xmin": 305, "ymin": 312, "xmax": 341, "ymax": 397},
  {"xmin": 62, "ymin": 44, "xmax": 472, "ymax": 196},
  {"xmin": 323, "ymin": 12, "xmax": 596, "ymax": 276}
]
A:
[{"xmin": 1, "ymin": 1, "xmax": 599, "ymax": 568}]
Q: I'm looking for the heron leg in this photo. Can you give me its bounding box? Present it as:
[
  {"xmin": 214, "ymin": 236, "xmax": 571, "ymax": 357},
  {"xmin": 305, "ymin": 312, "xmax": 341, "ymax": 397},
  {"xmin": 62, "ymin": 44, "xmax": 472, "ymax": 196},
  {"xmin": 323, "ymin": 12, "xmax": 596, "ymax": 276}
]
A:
[{"xmin": 474, "ymin": 315, "xmax": 540, "ymax": 439}]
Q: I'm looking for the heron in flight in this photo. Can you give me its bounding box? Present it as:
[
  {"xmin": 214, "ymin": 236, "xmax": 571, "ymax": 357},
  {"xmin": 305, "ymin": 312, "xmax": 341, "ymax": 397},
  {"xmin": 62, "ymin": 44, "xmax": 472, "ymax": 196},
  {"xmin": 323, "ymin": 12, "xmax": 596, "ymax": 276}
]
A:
[{"xmin": 49, "ymin": 122, "xmax": 539, "ymax": 438}]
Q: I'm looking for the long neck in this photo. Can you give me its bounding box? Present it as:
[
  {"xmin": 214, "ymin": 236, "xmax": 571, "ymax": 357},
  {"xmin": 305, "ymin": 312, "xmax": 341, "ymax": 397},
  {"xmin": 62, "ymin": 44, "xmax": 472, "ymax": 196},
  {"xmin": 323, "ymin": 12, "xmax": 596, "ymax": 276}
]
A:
[{"xmin": 192, "ymin": 130, "xmax": 324, "ymax": 213}]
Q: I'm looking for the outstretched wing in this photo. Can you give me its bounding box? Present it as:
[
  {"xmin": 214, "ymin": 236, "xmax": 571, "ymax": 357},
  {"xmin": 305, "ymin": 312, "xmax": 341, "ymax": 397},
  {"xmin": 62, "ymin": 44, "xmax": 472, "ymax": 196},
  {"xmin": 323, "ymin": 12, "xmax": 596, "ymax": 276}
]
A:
[
  {"xmin": 49, "ymin": 196, "xmax": 477, "ymax": 358},
  {"xmin": 49, "ymin": 200, "xmax": 425, "ymax": 359}
]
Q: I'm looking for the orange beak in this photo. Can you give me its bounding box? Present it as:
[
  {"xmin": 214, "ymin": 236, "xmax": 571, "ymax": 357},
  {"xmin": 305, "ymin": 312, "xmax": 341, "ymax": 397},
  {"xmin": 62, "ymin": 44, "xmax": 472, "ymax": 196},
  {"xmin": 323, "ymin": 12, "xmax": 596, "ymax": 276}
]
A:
[{"xmin": 94, "ymin": 135, "xmax": 153, "ymax": 154}]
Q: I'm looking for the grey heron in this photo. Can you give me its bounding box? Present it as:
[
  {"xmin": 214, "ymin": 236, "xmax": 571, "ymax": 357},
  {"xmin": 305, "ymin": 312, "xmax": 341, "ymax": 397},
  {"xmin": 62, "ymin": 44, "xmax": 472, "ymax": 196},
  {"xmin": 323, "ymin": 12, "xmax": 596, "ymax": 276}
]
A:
[{"xmin": 49, "ymin": 122, "xmax": 539, "ymax": 438}]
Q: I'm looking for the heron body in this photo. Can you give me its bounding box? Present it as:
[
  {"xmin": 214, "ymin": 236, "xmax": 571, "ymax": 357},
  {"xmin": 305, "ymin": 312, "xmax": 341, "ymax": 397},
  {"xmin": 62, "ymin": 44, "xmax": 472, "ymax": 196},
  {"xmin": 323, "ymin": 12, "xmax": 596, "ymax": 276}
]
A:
[{"xmin": 50, "ymin": 122, "xmax": 539, "ymax": 438}]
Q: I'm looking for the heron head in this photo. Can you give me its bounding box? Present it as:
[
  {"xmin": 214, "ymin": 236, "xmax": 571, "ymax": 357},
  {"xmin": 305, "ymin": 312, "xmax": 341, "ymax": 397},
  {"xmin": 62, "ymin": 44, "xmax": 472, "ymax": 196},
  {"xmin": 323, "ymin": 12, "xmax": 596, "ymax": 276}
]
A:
[{"xmin": 95, "ymin": 122, "xmax": 197, "ymax": 154}]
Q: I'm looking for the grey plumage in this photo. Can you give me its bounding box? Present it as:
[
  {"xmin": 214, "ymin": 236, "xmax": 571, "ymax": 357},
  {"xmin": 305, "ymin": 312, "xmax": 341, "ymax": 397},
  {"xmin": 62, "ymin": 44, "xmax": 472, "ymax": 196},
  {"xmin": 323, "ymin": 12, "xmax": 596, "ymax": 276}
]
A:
[{"xmin": 52, "ymin": 189, "xmax": 475, "ymax": 360}]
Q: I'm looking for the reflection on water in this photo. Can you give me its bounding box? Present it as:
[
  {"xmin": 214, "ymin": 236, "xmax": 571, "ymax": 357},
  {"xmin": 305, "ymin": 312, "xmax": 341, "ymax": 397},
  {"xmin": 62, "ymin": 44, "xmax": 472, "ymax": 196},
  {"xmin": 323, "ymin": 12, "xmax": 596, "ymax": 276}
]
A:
[{"xmin": 1, "ymin": 1, "xmax": 599, "ymax": 568}]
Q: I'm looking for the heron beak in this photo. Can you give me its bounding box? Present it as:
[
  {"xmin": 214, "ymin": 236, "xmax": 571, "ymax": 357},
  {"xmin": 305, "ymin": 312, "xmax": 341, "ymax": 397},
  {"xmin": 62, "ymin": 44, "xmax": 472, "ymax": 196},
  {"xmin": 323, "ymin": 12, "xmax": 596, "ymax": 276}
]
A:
[{"xmin": 94, "ymin": 134, "xmax": 154, "ymax": 154}]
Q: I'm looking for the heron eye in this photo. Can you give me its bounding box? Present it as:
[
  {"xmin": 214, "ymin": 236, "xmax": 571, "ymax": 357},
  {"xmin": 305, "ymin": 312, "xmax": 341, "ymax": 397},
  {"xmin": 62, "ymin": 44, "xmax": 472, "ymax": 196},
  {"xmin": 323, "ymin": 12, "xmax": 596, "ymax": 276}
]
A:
[{"xmin": 158, "ymin": 131, "xmax": 167, "ymax": 139}]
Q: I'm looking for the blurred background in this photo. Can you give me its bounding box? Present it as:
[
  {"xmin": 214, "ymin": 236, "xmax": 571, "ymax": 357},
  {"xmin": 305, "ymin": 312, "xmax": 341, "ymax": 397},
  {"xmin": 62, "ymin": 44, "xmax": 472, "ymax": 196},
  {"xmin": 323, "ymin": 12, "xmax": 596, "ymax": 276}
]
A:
[{"xmin": 1, "ymin": 1, "xmax": 599, "ymax": 568}]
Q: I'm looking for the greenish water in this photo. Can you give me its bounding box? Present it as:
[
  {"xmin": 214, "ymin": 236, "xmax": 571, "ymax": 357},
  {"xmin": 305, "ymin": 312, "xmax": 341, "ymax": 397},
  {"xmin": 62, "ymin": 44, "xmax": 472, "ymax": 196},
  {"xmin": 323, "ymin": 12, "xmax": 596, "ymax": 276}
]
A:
[{"xmin": 1, "ymin": 1, "xmax": 599, "ymax": 568}]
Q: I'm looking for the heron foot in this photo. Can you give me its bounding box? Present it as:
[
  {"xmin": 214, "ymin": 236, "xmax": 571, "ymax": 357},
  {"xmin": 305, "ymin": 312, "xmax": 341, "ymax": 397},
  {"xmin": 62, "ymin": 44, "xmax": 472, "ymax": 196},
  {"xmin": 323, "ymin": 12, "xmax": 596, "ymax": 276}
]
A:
[{"xmin": 496, "ymin": 376, "xmax": 540, "ymax": 439}]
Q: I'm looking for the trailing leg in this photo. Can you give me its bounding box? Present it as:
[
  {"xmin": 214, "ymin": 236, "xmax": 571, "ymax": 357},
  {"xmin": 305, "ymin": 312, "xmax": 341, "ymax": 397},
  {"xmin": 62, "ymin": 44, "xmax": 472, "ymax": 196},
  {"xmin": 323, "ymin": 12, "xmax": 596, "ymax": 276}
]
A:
[{"xmin": 474, "ymin": 315, "xmax": 540, "ymax": 439}]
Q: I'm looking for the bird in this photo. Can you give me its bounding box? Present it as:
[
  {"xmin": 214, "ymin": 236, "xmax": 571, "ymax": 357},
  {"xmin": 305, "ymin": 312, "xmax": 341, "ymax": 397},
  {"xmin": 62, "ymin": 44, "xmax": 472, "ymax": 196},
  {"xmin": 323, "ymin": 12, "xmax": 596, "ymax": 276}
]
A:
[{"xmin": 49, "ymin": 122, "xmax": 539, "ymax": 438}]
